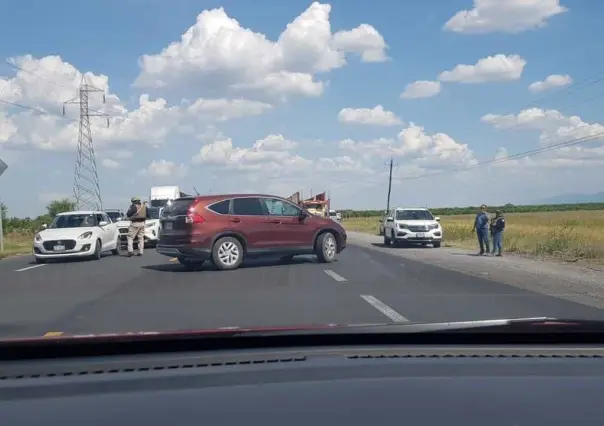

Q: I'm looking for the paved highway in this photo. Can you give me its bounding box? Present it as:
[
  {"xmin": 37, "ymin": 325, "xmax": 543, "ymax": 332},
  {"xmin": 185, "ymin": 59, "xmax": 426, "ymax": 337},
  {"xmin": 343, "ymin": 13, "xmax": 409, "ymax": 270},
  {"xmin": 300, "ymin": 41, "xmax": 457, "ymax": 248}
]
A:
[{"xmin": 1, "ymin": 238, "xmax": 604, "ymax": 339}]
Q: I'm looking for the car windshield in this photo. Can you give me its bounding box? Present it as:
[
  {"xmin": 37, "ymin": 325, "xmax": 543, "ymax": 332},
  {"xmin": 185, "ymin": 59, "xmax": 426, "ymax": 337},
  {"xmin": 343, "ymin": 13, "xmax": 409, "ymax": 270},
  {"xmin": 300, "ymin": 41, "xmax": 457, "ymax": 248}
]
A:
[
  {"xmin": 396, "ymin": 210, "xmax": 434, "ymax": 220},
  {"xmin": 147, "ymin": 207, "xmax": 160, "ymax": 219},
  {"xmin": 4, "ymin": 2, "xmax": 604, "ymax": 344},
  {"xmin": 105, "ymin": 211, "xmax": 122, "ymax": 222},
  {"xmin": 150, "ymin": 199, "xmax": 170, "ymax": 208},
  {"xmin": 49, "ymin": 214, "xmax": 97, "ymax": 229}
]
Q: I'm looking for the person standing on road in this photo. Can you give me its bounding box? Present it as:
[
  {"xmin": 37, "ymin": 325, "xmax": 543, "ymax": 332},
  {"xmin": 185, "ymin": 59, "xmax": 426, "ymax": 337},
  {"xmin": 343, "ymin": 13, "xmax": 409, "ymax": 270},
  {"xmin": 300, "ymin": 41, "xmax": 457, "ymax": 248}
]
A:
[
  {"xmin": 491, "ymin": 210, "xmax": 506, "ymax": 257},
  {"xmin": 489, "ymin": 213, "xmax": 496, "ymax": 245},
  {"xmin": 473, "ymin": 204, "xmax": 490, "ymax": 255},
  {"xmin": 126, "ymin": 196, "xmax": 146, "ymax": 257}
]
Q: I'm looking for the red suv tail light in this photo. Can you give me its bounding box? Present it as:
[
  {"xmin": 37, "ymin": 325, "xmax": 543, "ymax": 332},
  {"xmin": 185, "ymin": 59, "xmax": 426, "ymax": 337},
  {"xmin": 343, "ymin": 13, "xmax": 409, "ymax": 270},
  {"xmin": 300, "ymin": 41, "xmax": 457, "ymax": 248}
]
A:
[
  {"xmin": 186, "ymin": 213, "xmax": 205, "ymax": 224},
  {"xmin": 186, "ymin": 198, "xmax": 205, "ymax": 224}
]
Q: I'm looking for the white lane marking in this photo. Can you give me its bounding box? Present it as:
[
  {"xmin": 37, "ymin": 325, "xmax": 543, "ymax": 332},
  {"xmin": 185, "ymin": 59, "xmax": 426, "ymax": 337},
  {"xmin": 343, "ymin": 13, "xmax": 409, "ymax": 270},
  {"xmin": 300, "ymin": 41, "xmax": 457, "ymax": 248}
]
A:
[
  {"xmin": 15, "ymin": 264, "xmax": 46, "ymax": 272},
  {"xmin": 360, "ymin": 295, "xmax": 409, "ymax": 322},
  {"xmin": 324, "ymin": 269, "xmax": 347, "ymax": 282}
]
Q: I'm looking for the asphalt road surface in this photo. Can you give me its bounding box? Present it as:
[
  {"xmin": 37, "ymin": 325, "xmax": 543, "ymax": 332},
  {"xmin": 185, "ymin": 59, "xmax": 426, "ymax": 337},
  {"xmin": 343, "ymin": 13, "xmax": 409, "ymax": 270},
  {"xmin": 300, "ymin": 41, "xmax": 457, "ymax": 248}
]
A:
[{"xmin": 1, "ymin": 241, "xmax": 604, "ymax": 339}]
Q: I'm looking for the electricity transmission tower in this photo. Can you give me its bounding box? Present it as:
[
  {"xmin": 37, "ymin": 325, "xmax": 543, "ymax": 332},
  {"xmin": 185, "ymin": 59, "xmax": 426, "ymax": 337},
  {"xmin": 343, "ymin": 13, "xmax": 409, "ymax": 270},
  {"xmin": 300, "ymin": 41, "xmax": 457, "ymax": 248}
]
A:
[{"xmin": 63, "ymin": 76, "xmax": 109, "ymax": 211}]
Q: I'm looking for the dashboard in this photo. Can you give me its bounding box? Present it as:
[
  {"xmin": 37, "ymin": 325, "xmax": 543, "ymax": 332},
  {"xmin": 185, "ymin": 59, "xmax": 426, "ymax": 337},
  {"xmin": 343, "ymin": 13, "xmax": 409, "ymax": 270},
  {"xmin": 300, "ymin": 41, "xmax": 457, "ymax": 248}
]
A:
[{"xmin": 1, "ymin": 345, "xmax": 604, "ymax": 425}]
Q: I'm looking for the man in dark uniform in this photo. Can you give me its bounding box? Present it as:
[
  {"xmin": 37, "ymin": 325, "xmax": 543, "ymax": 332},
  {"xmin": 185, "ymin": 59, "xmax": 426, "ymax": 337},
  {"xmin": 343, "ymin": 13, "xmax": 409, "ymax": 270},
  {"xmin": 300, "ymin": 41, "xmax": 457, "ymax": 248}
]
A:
[{"xmin": 126, "ymin": 196, "xmax": 146, "ymax": 257}]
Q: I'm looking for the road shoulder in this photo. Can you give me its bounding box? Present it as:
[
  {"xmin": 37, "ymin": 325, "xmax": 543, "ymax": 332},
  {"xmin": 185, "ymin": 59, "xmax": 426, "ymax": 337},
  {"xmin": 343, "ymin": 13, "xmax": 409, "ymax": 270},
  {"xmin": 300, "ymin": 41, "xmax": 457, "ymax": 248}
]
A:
[{"xmin": 347, "ymin": 231, "xmax": 604, "ymax": 311}]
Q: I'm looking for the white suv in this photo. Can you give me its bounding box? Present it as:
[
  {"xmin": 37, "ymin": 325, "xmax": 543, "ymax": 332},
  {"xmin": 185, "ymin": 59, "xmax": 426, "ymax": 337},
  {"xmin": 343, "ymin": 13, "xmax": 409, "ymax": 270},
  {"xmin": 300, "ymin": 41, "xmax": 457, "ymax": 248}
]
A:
[{"xmin": 383, "ymin": 207, "xmax": 442, "ymax": 248}]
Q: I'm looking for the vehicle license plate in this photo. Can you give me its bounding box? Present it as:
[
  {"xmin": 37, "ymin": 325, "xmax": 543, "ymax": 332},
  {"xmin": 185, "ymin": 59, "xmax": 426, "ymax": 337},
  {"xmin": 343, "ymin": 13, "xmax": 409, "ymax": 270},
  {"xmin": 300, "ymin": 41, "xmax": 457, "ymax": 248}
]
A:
[
  {"xmin": 164, "ymin": 222, "xmax": 173, "ymax": 230},
  {"xmin": 415, "ymin": 233, "xmax": 425, "ymax": 238},
  {"xmin": 53, "ymin": 245, "xmax": 65, "ymax": 251}
]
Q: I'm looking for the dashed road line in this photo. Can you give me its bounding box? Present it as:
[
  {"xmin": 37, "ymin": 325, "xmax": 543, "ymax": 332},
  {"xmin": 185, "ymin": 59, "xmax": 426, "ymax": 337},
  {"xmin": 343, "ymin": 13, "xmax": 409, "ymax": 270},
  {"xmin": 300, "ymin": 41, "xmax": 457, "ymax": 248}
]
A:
[
  {"xmin": 43, "ymin": 331, "xmax": 64, "ymax": 337},
  {"xmin": 324, "ymin": 269, "xmax": 347, "ymax": 282},
  {"xmin": 15, "ymin": 264, "xmax": 45, "ymax": 272},
  {"xmin": 360, "ymin": 295, "xmax": 409, "ymax": 322}
]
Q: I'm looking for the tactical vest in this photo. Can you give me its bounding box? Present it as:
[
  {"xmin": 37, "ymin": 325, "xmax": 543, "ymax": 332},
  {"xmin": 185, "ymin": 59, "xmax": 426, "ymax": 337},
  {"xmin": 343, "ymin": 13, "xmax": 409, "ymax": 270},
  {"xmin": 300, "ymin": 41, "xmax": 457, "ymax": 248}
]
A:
[{"xmin": 132, "ymin": 204, "xmax": 147, "ymax": 220}]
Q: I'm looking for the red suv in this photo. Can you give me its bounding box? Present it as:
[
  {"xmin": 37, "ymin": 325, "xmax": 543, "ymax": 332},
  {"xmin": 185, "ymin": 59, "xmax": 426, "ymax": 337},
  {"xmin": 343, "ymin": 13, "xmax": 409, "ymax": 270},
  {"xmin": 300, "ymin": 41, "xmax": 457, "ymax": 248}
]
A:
[{"xmin": 156, "ymin": 194, "xmax": 347, "ymax": 270}]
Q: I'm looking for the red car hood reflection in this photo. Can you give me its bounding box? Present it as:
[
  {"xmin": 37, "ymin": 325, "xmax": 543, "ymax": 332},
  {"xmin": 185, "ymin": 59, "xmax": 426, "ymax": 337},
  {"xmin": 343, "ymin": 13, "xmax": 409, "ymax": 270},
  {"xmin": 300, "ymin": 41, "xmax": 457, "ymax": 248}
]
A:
[{"xmin": 2, "ymin": 323, "xmax": 358, "ymax": 343}]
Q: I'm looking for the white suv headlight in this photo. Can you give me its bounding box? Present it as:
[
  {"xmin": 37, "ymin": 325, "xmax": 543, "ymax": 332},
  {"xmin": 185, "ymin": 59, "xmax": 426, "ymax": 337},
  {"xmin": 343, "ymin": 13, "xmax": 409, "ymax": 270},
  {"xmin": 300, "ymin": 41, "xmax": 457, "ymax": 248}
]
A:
[{"xmin": 34, "ymin": 233, "xmax": 42, "ymax": 242}]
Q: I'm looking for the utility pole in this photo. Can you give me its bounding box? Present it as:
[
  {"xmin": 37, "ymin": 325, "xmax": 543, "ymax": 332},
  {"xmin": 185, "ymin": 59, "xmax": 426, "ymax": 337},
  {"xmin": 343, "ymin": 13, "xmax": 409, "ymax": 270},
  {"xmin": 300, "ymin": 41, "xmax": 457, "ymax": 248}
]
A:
[
  {"xmin": 0, "ymin": 198, "xmax": 4, "ymax": 253},
  {"xmin": 0, "ymin": 157, "xmax": 8, "ymax": 252},
  {"xmin": 63, "ymin": 75, "xmax": 109, "ymax": 211},
  {"xmin": 386, "ymin": 158, "xmax": 394, "ymax": 213}
]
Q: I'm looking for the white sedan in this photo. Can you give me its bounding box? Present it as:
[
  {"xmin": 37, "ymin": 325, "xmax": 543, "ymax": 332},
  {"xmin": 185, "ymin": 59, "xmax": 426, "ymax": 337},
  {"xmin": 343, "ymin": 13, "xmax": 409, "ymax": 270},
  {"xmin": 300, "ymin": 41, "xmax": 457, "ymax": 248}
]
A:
[{"xmin": 33, "ymin": 210, "xmax": 121, "ymax": 263}]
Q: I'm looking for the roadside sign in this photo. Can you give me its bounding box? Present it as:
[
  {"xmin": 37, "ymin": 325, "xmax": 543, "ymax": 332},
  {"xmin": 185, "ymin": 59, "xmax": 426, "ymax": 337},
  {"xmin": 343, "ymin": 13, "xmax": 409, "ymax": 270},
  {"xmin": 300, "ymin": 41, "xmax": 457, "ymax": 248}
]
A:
[{"xmin": 0, "ymin": 157, "xmax": 6, "ymax": 177}]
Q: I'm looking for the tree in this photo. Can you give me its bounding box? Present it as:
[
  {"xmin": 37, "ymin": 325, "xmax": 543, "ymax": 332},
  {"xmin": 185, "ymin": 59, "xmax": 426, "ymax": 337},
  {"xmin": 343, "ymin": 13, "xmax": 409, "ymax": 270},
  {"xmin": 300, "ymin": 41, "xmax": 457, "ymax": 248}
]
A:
[{"xmin": 46, "ymin": 198, "xmax": 76, "ymax": 218}]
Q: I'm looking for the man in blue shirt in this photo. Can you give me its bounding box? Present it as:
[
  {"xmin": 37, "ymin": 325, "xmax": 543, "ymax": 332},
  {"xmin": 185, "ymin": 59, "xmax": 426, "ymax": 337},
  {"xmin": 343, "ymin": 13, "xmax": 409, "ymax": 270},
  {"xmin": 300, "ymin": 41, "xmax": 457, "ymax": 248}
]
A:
[{"xmin": 473, "ymin": 204, "xmax": 490, "ymax": 255}]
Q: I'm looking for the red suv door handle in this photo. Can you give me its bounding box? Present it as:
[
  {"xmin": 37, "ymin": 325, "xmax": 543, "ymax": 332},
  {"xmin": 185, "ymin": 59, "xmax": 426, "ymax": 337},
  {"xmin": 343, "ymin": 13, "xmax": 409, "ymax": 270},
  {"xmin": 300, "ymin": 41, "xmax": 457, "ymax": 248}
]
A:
[
  {"xmin": 230, "ymin": 218, "xmax": 241, "ymax": 223},
  {"xmin": 270, "ymin": 219, "xmax": 281, "ymax": 224}
]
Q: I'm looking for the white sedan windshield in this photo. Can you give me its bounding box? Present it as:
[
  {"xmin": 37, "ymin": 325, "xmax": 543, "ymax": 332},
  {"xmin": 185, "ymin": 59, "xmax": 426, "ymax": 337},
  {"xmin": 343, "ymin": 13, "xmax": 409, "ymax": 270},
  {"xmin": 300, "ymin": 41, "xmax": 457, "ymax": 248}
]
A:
[{"xmin": 50, "ymin": 214, "xmax": 97, "ymax": 229}]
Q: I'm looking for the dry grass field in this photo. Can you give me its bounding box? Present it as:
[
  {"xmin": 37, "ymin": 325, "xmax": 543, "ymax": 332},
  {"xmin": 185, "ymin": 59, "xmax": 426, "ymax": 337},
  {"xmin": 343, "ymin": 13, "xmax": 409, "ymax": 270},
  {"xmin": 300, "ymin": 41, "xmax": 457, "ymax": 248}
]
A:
[
  {"xmin": 343, "ymin": 210, "xmax": 604, "ymax": 264},
  {"xmin": 0, "ymin": 232, "xmax": 33, "ymax": 259}
]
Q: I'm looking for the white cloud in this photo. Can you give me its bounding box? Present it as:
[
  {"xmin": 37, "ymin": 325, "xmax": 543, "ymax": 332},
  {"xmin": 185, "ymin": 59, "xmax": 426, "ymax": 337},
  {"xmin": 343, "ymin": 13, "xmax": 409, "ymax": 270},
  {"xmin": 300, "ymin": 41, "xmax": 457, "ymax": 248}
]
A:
[
  {"xmin": 337, "ymin": 105, "xmax": 402, "ymax": 126},
  {"xmin": 331, "ymin": 24, "xmax": 389, "ymax": 63},
  {"xmin": 114, "ymin": 150, "xmax": 133, "ymax": 160},
  {"xmin": 528, "ymin": 74, "xmax": 572, "ymax": 93},
  {"xmin": 400, "ymin": 81, "xmax": 441, "ymax": 99},
  {"xmin": 133, "ymin": 2, "xmax": 388, "ymax": 100},
  {"xmin": 339, "ymin": 123, "xmax": 477, "ymax": 170},
  {"xmin": 186, "ymin": 98, "xmax": 273, "ymax": 121},
  {"xmin": 141, "ymin": 159, "xmax": 188, "ymax": 178},
  {"xmin": 439, "ymin": 54, "xmax": 526, "ymax": 84},
  {"xmin": 482, "ymin": 108, "xmax": 604, "ymax": 167},
  {"xmin": 444, "ymin": 0, "xmax": 568, "ymax": 34},
  {"xmin": 192, "ymin": 134, "xmax": 308, "ymax": 173},
  {"xmin": 0, "ymin": 55, "xmax": 275, "ymax": 153},
  {"xmin": 101, "ymin": 158, "xmax": 120, "ymax": 169},
  {"xmin": 191, "ymin": 133, "xmax": 372, "ymax": 183}
]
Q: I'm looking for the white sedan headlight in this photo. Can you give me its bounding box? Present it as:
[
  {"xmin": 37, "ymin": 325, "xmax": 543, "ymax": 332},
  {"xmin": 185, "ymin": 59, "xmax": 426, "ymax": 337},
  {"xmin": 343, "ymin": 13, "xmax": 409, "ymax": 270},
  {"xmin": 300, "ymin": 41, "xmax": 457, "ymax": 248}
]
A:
[
  {"xmin": 78, "ymin": 231, "xmax": 93, "ymax": 239},
  {"xmin": 34, "ymin": 233, "xmax": 42, "ymax": 242}
]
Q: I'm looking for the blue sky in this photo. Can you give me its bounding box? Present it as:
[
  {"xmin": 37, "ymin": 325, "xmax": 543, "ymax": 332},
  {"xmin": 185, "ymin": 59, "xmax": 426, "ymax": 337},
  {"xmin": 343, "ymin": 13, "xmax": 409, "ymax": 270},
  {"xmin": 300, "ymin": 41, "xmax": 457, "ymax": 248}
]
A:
[{"xmin": 0, "ymin": 0, "xmax": 603, "ymax": 217}]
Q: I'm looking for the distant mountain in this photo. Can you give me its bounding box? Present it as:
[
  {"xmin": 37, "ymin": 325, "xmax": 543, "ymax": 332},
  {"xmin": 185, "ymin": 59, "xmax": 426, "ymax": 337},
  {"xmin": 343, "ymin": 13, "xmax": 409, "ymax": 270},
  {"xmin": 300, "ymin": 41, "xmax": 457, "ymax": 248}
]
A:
[{"xmin": 536, "ymin": 192, "xmax": 604, "ymax": 205}]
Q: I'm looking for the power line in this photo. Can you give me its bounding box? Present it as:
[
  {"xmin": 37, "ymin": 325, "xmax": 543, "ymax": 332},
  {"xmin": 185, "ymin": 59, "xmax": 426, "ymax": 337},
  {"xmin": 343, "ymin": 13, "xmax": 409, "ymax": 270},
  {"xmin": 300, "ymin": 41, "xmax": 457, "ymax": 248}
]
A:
[
  {"xmin": 63, "ymin": 75, "xmax": 109, "ymax": 211},
  {"xmin": 4, "ymin": 59, "xmax": 73, "ymax": 91},
  {"xmin": 0, "ymin": 98, "xmax": 71, "ymax": 120},
  {"xmin": 396, "ymin": 130, "xmax": 604, "ymax": 182}
]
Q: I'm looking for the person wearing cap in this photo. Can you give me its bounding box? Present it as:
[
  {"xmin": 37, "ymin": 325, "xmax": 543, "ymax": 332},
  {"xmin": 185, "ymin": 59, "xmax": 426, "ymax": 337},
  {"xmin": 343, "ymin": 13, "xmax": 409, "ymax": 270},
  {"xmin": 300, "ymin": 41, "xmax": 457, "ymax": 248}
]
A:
[
  {"xmin": 490, "ymin": 210, "xmax": 506, "ymax": 257},
  {"xmin": 125, "ymin": 196, "xmax": 147, "ymax": 257},
  {"xmin": 472, "ymin": 204, "xmax": 490, "ymax": 255}
]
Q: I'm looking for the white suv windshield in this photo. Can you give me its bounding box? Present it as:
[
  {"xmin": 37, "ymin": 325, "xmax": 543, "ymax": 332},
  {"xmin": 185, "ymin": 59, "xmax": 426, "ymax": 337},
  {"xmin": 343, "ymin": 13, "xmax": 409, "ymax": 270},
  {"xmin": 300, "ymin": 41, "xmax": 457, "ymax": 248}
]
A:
[
  {"xmin": 106, "ymin": 211, "xmax": 122, "ymax": 222},
  {"xmin": 396, "ymin": 210, "xmax": 433, "ymax": 220}
]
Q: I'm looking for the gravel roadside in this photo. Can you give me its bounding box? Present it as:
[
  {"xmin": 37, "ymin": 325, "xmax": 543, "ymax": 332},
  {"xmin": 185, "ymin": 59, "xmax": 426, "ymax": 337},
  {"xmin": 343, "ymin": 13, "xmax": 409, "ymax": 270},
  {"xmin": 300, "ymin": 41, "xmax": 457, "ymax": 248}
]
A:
[{"xmin": 347, "ymin": 231, "xmax": 604, "ymax": 311}]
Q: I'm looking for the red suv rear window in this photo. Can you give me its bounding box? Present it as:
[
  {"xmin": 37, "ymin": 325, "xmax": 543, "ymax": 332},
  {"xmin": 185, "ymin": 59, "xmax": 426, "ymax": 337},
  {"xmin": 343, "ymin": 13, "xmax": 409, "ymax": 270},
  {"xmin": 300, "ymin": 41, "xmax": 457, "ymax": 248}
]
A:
[{"xmin": 165, "ymin": 198, "xmax": 197, "ymax": 215}]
